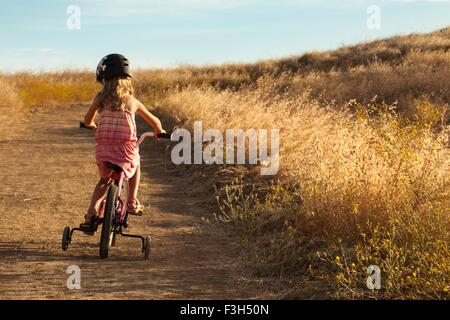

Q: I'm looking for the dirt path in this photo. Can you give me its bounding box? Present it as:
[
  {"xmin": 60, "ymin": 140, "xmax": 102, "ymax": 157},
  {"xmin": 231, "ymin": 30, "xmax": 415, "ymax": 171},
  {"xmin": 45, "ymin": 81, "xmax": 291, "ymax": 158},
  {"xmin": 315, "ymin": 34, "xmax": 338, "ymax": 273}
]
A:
[{"xmin": 0, "ymin": 106, "xmax": 259, "ymax": 300}]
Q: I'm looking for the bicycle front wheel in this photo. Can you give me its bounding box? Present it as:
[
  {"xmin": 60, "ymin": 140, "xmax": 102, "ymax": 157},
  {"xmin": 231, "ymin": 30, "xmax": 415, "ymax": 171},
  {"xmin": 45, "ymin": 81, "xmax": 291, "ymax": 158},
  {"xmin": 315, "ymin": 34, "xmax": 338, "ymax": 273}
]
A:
[{"xmin": 99, "ymin": 183, "xmax": 118, "ymax": 259}]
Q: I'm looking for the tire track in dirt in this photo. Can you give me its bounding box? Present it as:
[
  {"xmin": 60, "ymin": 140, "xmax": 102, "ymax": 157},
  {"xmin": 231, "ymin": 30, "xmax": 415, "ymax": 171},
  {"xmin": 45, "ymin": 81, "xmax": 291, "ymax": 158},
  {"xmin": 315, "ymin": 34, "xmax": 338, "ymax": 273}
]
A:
[{"xmin": 0, "ymin": 105, "xmax": 259, "ymax": 300}]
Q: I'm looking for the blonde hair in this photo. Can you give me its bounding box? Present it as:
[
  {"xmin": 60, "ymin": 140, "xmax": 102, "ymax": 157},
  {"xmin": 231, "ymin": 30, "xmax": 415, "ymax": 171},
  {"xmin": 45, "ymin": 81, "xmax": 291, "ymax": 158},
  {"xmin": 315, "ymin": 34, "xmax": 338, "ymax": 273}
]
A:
[{"xmin": 98, "ymin": 77, "xmax": 134, "ymax": 111}]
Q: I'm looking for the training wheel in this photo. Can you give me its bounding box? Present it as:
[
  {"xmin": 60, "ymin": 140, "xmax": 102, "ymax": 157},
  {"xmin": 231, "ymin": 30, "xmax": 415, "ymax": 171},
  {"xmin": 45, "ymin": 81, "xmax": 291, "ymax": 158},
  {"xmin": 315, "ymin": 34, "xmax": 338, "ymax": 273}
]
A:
[
  {"xmin": 62, "ymin": 226, "xmax": 71, "ymax": 251},
  {"xmin": 144, "ymin": 236, "xmax": 151, "ymax": 260}
]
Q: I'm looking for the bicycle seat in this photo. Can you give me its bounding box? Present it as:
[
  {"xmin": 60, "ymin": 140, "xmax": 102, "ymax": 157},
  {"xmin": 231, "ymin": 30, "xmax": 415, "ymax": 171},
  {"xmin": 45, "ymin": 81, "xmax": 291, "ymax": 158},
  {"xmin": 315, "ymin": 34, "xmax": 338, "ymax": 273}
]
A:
[{"xmin": 104, "ymin": 162, "xmax": 124, "ymax": 173}]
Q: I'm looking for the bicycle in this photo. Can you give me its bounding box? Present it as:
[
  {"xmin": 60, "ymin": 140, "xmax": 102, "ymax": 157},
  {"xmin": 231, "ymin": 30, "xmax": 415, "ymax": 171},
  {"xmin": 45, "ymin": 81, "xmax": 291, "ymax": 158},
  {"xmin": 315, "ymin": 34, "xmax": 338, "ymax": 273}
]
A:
[{"xmin": 61, "ymin": 122, "xmax": 171, "ymax": 260}]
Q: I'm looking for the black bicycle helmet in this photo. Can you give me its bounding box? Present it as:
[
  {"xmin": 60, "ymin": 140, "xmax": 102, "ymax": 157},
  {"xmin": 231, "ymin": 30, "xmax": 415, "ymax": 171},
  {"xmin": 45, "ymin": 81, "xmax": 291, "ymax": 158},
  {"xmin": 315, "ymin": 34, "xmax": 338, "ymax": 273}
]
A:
[{"xmin": 96, "ymin": 53, "xmax": 132, "ymax": 83}]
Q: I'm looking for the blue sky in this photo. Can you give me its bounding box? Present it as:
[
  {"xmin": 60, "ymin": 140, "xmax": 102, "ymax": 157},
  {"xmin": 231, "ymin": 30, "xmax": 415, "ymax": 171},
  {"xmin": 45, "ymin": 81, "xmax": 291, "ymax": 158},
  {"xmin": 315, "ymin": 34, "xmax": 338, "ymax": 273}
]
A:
[{"xmin": 0, "ymin": 0, "xmax": 449, "ymax": 72}]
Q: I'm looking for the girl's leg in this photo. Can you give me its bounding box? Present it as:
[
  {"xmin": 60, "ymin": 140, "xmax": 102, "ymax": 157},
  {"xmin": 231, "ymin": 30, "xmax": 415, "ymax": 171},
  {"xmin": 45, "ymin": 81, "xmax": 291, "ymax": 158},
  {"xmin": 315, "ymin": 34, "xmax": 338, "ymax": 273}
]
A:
[
  {"xmin": 127, "ymin": 165, "xmax": 141, "ymax": 205},
  {"xmin": 87, "ymin": 178, "xmax": 112, "ymax": 218}
]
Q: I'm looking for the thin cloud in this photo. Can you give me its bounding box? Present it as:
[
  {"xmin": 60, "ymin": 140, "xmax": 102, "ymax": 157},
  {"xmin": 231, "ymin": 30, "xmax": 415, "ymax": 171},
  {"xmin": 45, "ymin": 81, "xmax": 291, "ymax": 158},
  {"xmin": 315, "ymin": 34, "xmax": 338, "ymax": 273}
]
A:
[{"xmin": 2, "ymin": 48, "xmax": 65, "ymax": 54}]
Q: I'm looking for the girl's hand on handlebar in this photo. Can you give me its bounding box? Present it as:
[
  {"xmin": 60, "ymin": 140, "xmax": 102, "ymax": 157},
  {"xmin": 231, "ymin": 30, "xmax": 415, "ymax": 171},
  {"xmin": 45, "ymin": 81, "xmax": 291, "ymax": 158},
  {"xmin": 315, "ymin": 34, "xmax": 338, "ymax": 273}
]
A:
[
  {"xmin": 80, "ymin": 121, "xmax": 97, "ymax": 130},
  {"xmin": 153, "ymin": 127, "xmax": 166, "ymax": 136},
  {"xmin": 86, "ymin": 123, "xmax": 98, "ymax": 130}
]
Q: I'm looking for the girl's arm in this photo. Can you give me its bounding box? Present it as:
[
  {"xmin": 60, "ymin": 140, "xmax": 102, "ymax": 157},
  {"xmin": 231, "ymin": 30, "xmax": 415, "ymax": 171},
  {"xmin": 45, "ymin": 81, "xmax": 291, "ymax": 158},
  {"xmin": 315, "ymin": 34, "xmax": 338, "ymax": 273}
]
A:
[
  {"xmin": 84, "ymin": 95, "xmax": 100, "ymax": 129},
  {"xmin": 135, "ymin": 100, "xmax": 166, "ymax": 135}
]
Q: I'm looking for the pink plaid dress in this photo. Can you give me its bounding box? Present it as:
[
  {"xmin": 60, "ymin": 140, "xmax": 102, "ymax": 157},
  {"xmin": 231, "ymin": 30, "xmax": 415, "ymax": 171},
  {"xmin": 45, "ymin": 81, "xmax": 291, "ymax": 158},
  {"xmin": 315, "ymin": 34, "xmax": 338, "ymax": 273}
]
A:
[{"xmin": 95, "ymin": 107, "xmax": 140, "ymax": 179}]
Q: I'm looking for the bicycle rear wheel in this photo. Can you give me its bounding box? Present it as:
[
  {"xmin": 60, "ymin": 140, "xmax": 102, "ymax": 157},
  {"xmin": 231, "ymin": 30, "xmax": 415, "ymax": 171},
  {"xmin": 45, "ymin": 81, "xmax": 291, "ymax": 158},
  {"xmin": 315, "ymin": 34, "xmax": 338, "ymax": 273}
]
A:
[{"xmin": 100, "ymin": 183, "xmax": 118, "ymax": 259}]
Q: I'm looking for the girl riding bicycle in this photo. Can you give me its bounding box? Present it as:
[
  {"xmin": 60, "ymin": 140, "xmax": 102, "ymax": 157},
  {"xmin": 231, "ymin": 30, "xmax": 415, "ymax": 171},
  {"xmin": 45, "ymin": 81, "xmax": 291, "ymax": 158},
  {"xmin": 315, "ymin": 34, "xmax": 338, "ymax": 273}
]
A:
[{"xmin": 82, "ymin": 54, "xmax": 166, "ymax": 227}]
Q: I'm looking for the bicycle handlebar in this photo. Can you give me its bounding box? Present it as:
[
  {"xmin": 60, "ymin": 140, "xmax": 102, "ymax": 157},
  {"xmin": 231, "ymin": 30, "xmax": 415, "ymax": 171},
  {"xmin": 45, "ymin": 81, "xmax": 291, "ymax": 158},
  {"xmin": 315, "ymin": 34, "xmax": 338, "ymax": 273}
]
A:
[
  {"xmin": 136, "ymin": 132, "xmax": 172, "ymax": 145},
  {"xmin": 79, "ymin": 121, "xmax": 171, "ymax": 145},
  {"xmin": 79, "ymin": 121, "xmax": 91, "ymax": 129}
]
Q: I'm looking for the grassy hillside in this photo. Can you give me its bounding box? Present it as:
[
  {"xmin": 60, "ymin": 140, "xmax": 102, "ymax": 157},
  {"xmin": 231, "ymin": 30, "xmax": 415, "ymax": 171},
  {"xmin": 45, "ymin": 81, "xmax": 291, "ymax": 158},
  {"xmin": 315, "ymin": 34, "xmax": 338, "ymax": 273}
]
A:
[
  {"xmin": 2, "ymin": 27, "xmax": 449, "ymax": 113},
  {"xmin": 1, "ymin": 27, "xmax": 449, "ymax": 299}
]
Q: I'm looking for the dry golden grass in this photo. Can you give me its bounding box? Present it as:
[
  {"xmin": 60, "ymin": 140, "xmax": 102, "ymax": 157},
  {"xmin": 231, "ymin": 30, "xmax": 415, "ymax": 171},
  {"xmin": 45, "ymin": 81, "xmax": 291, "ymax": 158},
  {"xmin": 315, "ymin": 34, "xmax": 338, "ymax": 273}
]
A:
[
  {"xmin": 10, "ymin": 72, "xmax": 97, "ymax": 108},
  {"xmin": 0, "ymin": 27, "xmax": 448, "ymax": 299},
  {"xmin": 0, "ymin": 75, "xmax": 24, "ymax": 137},
  {"xmin": 155, "ymin": 84, "xmax": 449, "ymax": 299}
]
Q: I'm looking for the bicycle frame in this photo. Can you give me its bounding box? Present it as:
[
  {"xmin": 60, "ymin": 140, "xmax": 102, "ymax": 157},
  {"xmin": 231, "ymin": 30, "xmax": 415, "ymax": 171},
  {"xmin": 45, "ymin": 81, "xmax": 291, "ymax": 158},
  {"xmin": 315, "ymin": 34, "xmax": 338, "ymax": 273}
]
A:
[{"xmin": 110, "ymin": 170, "xmax": 125, "ymax": 224}]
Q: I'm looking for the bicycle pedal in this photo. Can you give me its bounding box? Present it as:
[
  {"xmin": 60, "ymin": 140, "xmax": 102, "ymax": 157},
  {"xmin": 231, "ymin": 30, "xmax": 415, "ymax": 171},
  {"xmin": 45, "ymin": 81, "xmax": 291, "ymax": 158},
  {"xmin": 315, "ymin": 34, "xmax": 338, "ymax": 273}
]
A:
[{"xmin": 79, "ymin": 223, "xmax": 97, "ymax": 233}]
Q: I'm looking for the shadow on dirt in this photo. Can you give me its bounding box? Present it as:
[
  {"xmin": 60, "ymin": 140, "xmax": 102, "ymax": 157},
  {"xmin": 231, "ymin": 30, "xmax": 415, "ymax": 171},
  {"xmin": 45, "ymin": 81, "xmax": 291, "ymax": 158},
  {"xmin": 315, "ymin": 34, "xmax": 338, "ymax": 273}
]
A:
[{"xmin": 0, "ymin": 242, "xmax": 148, "ymax": 263}]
